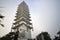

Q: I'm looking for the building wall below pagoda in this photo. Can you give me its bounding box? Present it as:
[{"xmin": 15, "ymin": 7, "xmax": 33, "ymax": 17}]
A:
[
  {"xmin": 18, "ymin": 38, "xmax": 27, "ymax": 40},
  {"xmin": 16, "ymin": 24, "xmax": 31, "ymax": 40},
  {"xmin": 18, "ymin": 31, "xmax": 31, "ymax": 40},
  {"xmin": 25, "ymin": 28, "xmax": 31, "ymax": 39}
]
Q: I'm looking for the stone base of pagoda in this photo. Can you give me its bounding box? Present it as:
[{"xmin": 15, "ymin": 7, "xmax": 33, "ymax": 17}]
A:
[{"xmin": 18, "ymin": 38, "xmax": 28, "ymax": 40}]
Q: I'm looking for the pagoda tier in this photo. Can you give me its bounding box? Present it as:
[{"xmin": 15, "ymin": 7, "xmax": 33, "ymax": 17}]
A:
[
  {"xmin": 12, "ymin": 23, "xmax": 32, "ymax": 29},
  {"xmin": 14, "ymin": 16, "xmax": 31, "ymax": 21},
  {"xmin": 15, "ymin": 11, "xmax": 30, "ymax": 18},
  {"xmin": 13, "ymin": 17, "xmax": 32, "ymax": 25},
  {"xmin": 14, "ymin": 13, "xmax": 31, "ymax": 21},
  {"xmin": 16, "ymin": 10, "xmax": 30, "ymax": 16}
]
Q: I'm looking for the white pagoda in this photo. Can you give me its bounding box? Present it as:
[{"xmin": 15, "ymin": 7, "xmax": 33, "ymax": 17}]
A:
[{"xmin": 12, "ymin": 1, "xmax": 33, "ymax": 40}]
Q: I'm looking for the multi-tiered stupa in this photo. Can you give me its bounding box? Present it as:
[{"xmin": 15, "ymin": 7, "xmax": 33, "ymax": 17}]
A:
[{"xmin": 12, "ymin": 1, "xmax": 33, "ymax": 40}]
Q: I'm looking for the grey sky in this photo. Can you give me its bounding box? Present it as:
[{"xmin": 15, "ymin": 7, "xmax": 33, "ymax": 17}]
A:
[{"xmin": 0, "ymin": 0, "xmax": 60, "ymax": 39}]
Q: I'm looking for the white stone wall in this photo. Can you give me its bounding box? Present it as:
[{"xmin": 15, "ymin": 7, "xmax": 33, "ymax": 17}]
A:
[{"xmin": 18, "ymin": 25, "xmax": 31, "ymax": 40}]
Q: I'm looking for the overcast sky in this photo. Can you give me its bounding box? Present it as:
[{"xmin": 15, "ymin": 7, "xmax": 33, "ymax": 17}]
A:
[{"xmin": 0, "ymin": 0, "xmax": 60, "ymax": 39}]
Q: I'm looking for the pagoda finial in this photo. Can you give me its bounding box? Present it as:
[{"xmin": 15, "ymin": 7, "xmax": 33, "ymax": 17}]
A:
[
  {"xmin": 23, "ymin": 0, "xmax": 24, "ymax": 1},
  {"xmin": 22, "ymin": 0, "xmax": 26, "ymax": 3},
  {"xmin": 22, "ymin": 0, "xmax": 25, "ymax": 2}
]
